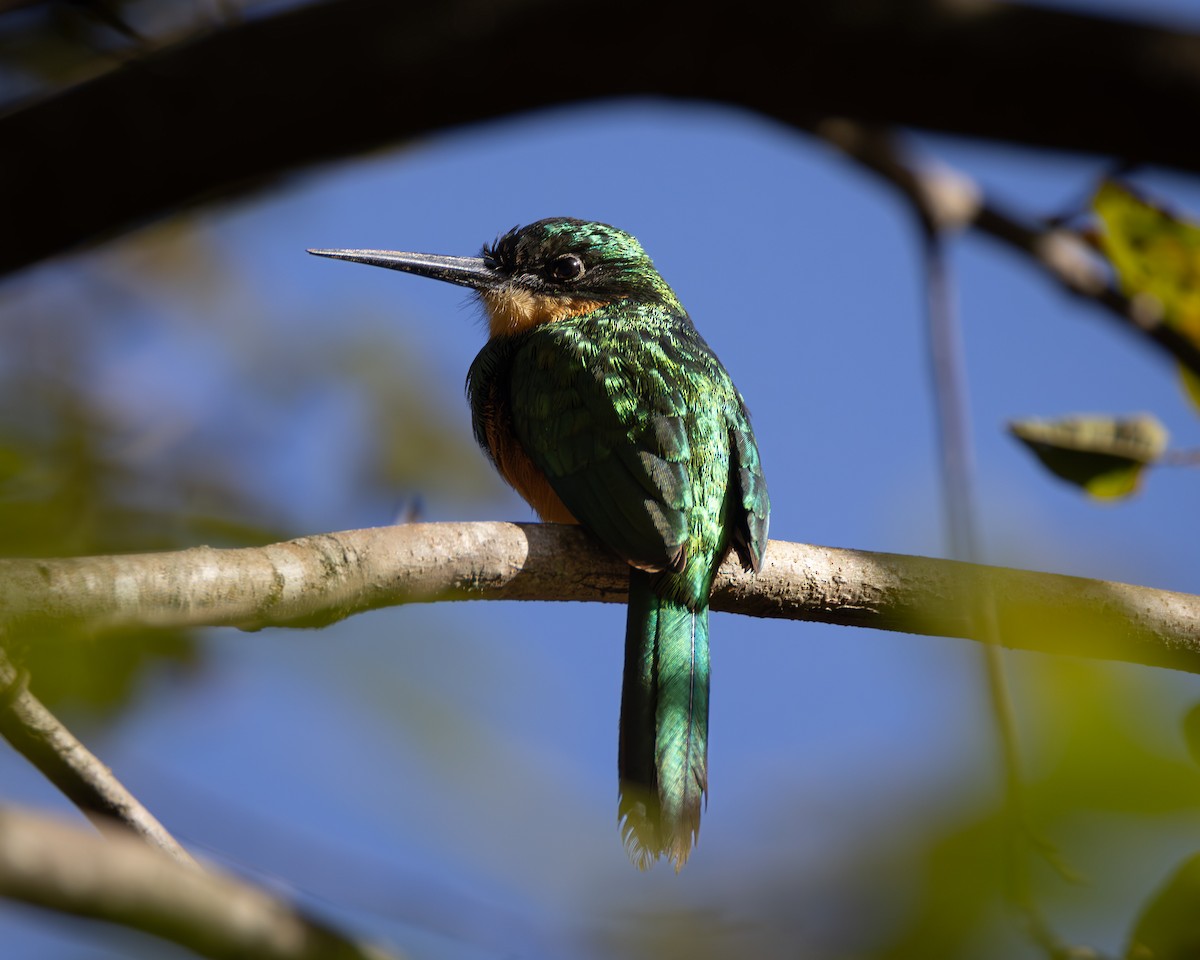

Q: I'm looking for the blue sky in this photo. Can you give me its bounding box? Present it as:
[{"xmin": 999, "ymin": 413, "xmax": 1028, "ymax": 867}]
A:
[{"xmin": 2, "ymin": 20, "xmax": 1200, "ymax": 958}]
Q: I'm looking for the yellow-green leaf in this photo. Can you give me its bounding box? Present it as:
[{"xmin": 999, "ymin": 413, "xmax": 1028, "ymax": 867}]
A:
[
  {"xmin": 1093, "ymin": 180, "xmax": 1200, "ymax": 411},
  {"xmin": 1008, "ymin": 414, "xmax": 1168, "ymax": 500},
  {"xmin": 1182, "ymin": 703, "xmax": 1200, "ymax": 769}
]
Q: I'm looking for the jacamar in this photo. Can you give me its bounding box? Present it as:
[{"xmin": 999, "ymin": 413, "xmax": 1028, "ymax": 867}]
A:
[{"xmin": 310, "ymin": 218, "xmax": 769, "ymax": 871}]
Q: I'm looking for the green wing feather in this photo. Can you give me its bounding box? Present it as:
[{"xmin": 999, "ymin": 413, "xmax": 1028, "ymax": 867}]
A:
[
  {"xmin": 506, "ymin": 311, "xmax": 701, "ymax": 578},
  {"xmin": 504, "ymin": 308, "xmax": 757, "ymax": 586}
]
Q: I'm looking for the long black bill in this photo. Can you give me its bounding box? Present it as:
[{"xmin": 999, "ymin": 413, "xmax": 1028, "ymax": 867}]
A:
[{"xmin": 307, "ymin": 248, "xmax": 500, "ymax": 291}]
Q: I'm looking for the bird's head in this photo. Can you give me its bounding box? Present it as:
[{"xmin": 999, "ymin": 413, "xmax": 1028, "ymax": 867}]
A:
[{"xmin": 309, "ymin": 217, "xmax": 683, "ymax": 337}]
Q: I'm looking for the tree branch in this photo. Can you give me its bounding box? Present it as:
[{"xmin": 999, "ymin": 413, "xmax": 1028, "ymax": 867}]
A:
[
  {"xmin": 815, "ymin": 119, "xmax": 1200, "ymax": 383},
  {"xmin": 0, "ymin": 648, "xmax": 199, "ymax": 867},
  {"xmin": 0, "ymin": 804, "xmax": 401, "ymax": 960},
  {"xmin": 1, "ymin": 522, "xmax": 1197, "ymax": 674},
  {"xmin": 5, "ymin": 0, "xmax": 1200, "ymax": 274}
]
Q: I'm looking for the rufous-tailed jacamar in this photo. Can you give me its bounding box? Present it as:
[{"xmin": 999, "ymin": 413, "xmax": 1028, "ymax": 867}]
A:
[{"xmin": 310, "ymin": 219, "xmax": 769, "ymax": 871}]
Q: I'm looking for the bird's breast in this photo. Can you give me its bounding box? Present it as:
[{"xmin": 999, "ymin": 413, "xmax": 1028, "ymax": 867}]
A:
[{"xmin": 475, "ymin": 373, "xmax": 578, "ymax": 525}]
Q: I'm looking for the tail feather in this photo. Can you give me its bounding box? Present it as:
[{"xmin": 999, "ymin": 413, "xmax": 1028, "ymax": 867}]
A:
[{"xmin": 618, "ymin": 571, "xmax": 710, "ymax": 872}]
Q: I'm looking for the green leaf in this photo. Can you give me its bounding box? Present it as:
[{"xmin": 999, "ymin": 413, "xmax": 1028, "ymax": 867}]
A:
[
  {"xmin": 1008, "ymin": 414, "xmax": 1168, "ymax": 499},
  {"xmin": 1127, "ymin": 853, "xmax": 1200, "ymax": 960},
  {"xmin": 1093, "ymin": 180, "xmax": 1200, "ymax": 412}
]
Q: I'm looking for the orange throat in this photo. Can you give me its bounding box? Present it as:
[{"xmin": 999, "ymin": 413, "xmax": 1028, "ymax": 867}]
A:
[{"xmin": 481, "ymin": 287, "xmax": 607, "ymax": 337}]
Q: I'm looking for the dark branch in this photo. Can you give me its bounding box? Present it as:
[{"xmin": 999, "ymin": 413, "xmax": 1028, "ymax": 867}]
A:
[{"xmin": 4, "ymin": 0, "xmax": 1200, "ymax": 274}]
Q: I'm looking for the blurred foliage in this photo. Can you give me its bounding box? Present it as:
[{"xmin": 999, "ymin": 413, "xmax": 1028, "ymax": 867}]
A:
[
  {"xmin": 0, "ymin": 216, "xmax": 486, "ymax": 717},
  {"xmin": 871, "ymin": 648, "xmax": 1200, "ymax": 958},
  {"xmin": 1008, "ymin": 414, "xmax": 1168, "ymax": 500},
  {"xmin": 106, "ymin": 217, "xmax": 494, "ymax": 508},
  {"xmin": 1093, "ymin": 179, "xmax": 1200, "ymax": 410},
  {"xmin": 589, "ymin": 656, "xmax": 1200, "ymax": 960},
  {"xmin": 1181, "ymin": 702, "xmax": 1200, "ymax": 769},
  {"xmin": 0, "ymin": 265, "xmax": 227, "ymax": 714},
  {"xmin": 1129, "ymin": 853, "xmax": 1200, "ymax": 960},
  {"xmin": 331, "ymin": 335, "xmax": 495, "ymax": 506}
]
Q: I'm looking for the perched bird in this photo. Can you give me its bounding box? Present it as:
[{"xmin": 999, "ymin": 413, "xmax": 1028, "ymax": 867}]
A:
[{"xmin": 310, "ymin": 219, "xmax": 769, "ymax": 871}]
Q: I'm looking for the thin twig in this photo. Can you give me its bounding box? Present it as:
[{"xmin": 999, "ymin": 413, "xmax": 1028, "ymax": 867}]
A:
[
  {"xmin": 836, "ymin": 114, "xmax": 1088, "ymax": 954},
  {"xmin": 0, "ymin": 645, "xmax": 199, "ymax": 868},
  {"xmin": 919, "ymin": 223, "xmax": 977, "ymax": 558},
  {"xmin": 1162, "ymin": 448, "xmax": 1200, "ymax": 467},
  {"xmin": 919, "ymin": 222, "xmax": 1068, "ymax": 955},
  {"xmin": 815, "ymin": 118, "xmax": 1105, "ymax": 953}
]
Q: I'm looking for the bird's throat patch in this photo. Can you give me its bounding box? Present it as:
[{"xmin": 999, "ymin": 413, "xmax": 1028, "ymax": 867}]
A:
[{"xmin": 482, "ymin": 287, "xmax": 606, "ymax": 337}]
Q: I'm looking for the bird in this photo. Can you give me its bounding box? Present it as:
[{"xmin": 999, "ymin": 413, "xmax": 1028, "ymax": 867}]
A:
[{"xmin": 309, "ymin": 218, "xmax": 769, "ymax": 871}]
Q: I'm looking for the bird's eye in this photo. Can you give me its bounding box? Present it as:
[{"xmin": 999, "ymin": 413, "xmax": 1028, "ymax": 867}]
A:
[{"xmin": 548, "ymin": 254, "xmax": 585, "ymax": 282}]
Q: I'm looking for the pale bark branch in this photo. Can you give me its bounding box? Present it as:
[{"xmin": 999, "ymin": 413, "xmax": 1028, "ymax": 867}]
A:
[
  {"xmin": 1, "ymin": 522, "xmax": 1197, "ymax": 674},
  {"xmin": 0, "ymin": 803, "xmax": 402, "ymax": 960},
  {"xmin": 4, "ymin": 0, "xmax": 1200, "ymax": 274},
  {"xmin": 0, "ymin": 649, "xmax": 199, "ymax": 867}
]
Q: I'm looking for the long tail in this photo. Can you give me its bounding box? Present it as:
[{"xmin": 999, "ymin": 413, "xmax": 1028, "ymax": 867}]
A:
[{"xmin": 618, "ymin": 570, "xmax": 710, "ymax": 872}]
